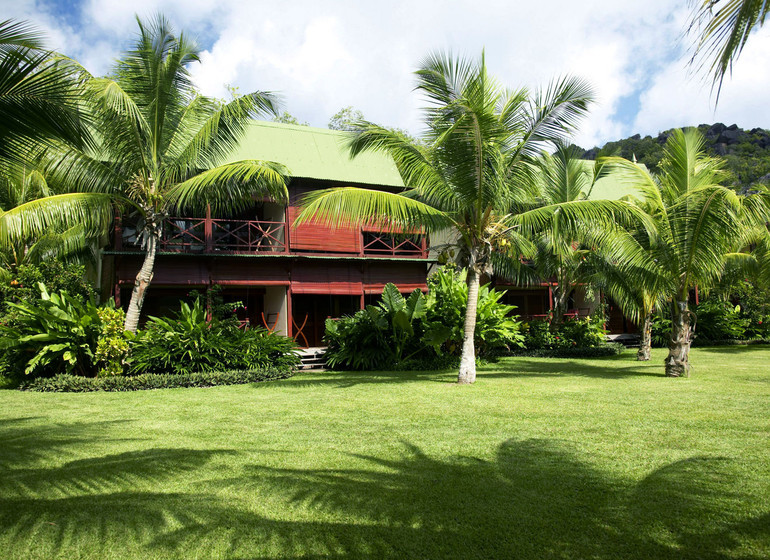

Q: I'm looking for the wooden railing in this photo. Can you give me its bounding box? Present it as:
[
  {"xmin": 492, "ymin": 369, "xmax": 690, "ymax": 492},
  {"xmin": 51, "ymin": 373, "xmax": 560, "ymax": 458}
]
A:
[
  {"xmin": 362, "ymin": 231, "xmax": 427, "ymax": 258},
  {"xmin": 117, "ymin": 216, "xmax": 287, "ymax": 254}
]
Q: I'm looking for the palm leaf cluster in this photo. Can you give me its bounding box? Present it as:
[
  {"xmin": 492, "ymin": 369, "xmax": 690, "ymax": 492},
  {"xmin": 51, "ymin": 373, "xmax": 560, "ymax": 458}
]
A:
[
  {"xmin": 297, "ymin": 52, "xmax": 655, "ymax": 383},
  {"xmin": 689, "ymin": 0, "xmax": 770, "ymax": 95}
]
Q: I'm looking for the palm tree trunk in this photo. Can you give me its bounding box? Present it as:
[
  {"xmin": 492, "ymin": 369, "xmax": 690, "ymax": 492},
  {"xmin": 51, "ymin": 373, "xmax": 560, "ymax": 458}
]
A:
[
  {"xmin": 637, "ymin": 312, "xmax": 652, "ymax": 361},
  {"xmin": 551, "ymin": 284, "xmax": 570, "ymax": 326},
  {"xmin": 665, "ymin": 301, "xmax": 693, "ymax": 377},
  {"xmin": 457, "ymin": 267, "xmax": 480, "ymax": 384},
  {"xmin": 123, "ymin": 232, "xmax": 158, "ymax": 333}
]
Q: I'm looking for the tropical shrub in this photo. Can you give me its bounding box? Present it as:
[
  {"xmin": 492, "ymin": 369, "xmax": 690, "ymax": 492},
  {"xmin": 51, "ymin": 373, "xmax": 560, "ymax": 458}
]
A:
[
  {"xmin": 324, "ymin": 284, "xmax": 450, "ymax": 371},
  {"xmin": 0, "ymin": 261, "xmax": 95, "ymax": 308},
  {"xmin": 128, "ymin": 299, "xmax": 299, "ymax": 375},
  {"xmin": 324, "ymin": 273, "xmax": 524, "ymax": 371},
  {"xmin": 512, "ymin": 342, "xmax": 625, "ymax": 358},
  {"xmin": 692, "ymin": 299, "xmax": 750, "ymax": 342},
  {"xmin": 94, "ymin": 307, "xmax": 130, "ymax": 376},
  {"xmin": 729, "ymin": 281, "xmax": 770, "ymax": 339},
  {"xmin": 20, "ymin": 366, "xmax": 293, "ymax": 392},
  {"xmin": 522, "ymin": 315, "xmax": 607, "ymax": 350},
  {"xmin": 650, "ymin": 314, "xmax": 673, "ymax": 348},
  {"xmin": 0, "ymin": 284, "xmax": 105, "ymax": 378},
  {"xmin": 425, "ymin": 267, "xmax": 524, "ymax": 355}
]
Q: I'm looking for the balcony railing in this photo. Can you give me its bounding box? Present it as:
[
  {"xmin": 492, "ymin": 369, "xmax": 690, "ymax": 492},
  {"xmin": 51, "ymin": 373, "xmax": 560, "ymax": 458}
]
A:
[
  {"xmin": 362, "ymin": 231, "xmax": 427, "ymax": 258},
  {"xmin": 117, "ymin": 217, "xmax": 287, "ymax": 254}
]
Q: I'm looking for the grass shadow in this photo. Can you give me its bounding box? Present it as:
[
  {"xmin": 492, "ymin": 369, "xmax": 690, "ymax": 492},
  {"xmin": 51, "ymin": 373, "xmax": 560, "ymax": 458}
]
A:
[
  {"xmin": 183, "ymin": 439, "xmax": 766, "ymax": 559},
  {"xmin": 694, "ymin": 345, "xmax": 770, "ymax": 355},
  {"xmin": 1, "ymin": 416, "xmax": 766, "ymax": 558}
]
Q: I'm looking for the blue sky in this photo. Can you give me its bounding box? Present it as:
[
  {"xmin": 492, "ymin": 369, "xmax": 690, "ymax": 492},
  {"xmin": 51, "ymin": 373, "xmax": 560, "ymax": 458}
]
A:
[{"xmin": 7, "ymin": 0, "xmax": 770, "ymax": 148}]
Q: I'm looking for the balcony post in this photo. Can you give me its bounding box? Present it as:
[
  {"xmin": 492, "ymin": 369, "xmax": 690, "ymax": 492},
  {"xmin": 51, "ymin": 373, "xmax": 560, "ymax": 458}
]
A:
[
  {"xmin": 114, "ymin": 214, "xmax": 123, "ymax": 251},
  {"xmin": 205, "ymin": 204, "xmax": 213, "ymax": 252},
  {"xmin": 283, "ymin": 208, "xmax": 290, "ymax": 254}
]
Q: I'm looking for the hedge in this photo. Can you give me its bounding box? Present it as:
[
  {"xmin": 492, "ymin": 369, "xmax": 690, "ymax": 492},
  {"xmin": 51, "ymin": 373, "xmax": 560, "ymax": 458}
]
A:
[
  {"xmin": 509, "ymin": 343, "xmax": 626, "ymax": 359},
  {"xmin": 20, "ymin": 366, "xmax": 294, "ymax": 392}
]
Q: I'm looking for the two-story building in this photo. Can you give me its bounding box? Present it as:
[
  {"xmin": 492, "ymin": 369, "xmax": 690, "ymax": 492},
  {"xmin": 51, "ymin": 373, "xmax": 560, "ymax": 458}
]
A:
[
  {"xmin": 102, "ymin": 120, "xmax": 638, "ymax": 345},
  {"xmin": 102, "ymin": 121, "xmax": 431, "ymax": 347}
]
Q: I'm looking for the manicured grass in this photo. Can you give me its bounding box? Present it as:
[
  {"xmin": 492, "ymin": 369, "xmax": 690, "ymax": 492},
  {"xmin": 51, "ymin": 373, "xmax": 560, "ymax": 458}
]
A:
[{"xmin": 1, "ymin": 347, "xmax": 769, "ymax": 559}]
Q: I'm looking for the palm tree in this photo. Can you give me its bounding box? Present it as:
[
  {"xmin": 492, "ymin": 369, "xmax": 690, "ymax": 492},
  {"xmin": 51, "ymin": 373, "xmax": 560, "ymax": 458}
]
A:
[
  {"xmin": 688, "ymin": 0, "xmax": 770, "ymax": 96},
  {"xmin": 603, "ymin": 128, "xmax": 769, "ymax": 376},
  {"xmin": 297, "ymin": 52, "xmax": 648, "ymax": 384},
  {"xmin": 50, "ymin": 15, "xmax": 289, "ymax": 332},
  {"xmin": 0, "ymin": 21, "xmax": 112, "ymax": 272},
  {"xmin": 0, "ymin": 19, "xmax": 89, "ymax": 164},
  {"xmin": 523, "ymin": 144, "xmax": 623, "ymax": 324},
  {"xmin": 0, "ymin": 163, "xmax": 109, "ymax": 271}
]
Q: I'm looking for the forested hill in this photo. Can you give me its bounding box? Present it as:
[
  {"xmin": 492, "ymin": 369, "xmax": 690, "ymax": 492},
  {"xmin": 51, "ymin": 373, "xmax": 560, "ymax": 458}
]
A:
[{"xmin": 579, "ymin": 123, "xmax": 770, "ymax": 192}]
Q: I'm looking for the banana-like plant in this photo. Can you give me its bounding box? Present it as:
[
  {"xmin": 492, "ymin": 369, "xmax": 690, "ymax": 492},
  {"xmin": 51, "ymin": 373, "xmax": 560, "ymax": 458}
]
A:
[{"xmin": 0, "ymin": 283, "xmax": 105, "ymax": 376}]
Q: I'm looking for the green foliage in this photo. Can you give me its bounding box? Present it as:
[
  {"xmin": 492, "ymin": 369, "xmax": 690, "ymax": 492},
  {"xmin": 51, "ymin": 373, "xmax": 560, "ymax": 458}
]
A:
[
  {"xmin": 650, "ymin": 314, "xmax": 673, "ymax": 348},
  {"xmin": 0, "ymin": 261, "xmax": 95, "ymax": 307},
  {"xmin": 273, "ymin": 111, "xmax": 309, "ymax": 126},
  {"xmin": 324, "ymin": 273, "xmax": 523, "ymax": 371},
  {"xmin": 20, "ymin": 367, "xmax": 293, "ymax": 392},
  {"xmin": 584, "ymin": 123, "xmax": 770, "ymax": 191},
  {"xmin": 324, "ymin": 284, "xmax": 450, "ymax": 371},
  {"xmin": 511, "ymin": 342, "xmax": 625, "ymax": 358},
  {"xmin": 0, "ymin": 283, "xmax": 104, "ymax": 377},
  {"xmin": 129, "ymin": 299, "xmax": 299, "ymax": 375},
  {"xmin": 693, "ymin": 299, "xmax": 751, "ymax": 342},
  {"xmin": 425, "ymin": 266, "xmax": 524, "ymax": 355},
  {"xmin": 727, "ymin": 281, "xmax": 770, "ymax": 339},
  {"xmin": 522, "ymin": 315, "xmax": 607, "ymax": 350},
  {"xmin": 328, "ymin": 106, "xmax": 365, "ymax": 131},
  {"xmin": 94, "ymin": 306, "xmax": 130, "ymax": 377}
]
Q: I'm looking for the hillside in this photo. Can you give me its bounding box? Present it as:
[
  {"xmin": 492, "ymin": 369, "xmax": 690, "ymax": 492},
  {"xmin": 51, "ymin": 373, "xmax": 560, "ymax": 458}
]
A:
[{"xmin": 580, "ymin": 123, "xmax": 770, "ymax": 193}]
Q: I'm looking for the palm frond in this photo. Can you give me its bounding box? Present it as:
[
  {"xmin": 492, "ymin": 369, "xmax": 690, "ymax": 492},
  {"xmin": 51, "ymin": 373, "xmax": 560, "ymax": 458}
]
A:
[
  {"xmin": 688, "ymin": 0, "xmax": 770, "ymax": 96},
  {"xmin": 0, "ymin": 193, "xmax": 112, "ymax": 249},
  {"xmin": 295, "ymin": 187, "xmax": 455, "ymax": 233},
  {"xmin": 166, "ymin": 160, "xmax": 288, "ymax": 215}
]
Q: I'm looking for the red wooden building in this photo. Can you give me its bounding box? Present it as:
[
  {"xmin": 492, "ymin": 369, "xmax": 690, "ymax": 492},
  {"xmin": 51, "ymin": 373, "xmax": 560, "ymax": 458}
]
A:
[
  {"xmin": 101, "ymin": 121, "xmax": 637, "ymax": 344},
  {"xmin": 102, "ymin": 121, "xmax": 431, "ymax": 346}
]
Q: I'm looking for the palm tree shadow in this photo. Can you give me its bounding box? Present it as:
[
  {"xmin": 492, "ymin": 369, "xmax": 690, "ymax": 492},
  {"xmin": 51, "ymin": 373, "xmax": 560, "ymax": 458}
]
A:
[
  {"xmin": 186, "ymin": 439, "xmax": 767, "ymax": 559},
  {"xmin": 2, "ymin": 417, "xmax": 767, "ymax": 559},
  {"xmin": 483, "ymin": 356, "xmax": 664, "ymax": 379}
]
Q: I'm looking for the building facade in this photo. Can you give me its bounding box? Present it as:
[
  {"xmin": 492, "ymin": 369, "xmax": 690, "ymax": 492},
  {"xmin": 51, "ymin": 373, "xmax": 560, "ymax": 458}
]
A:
[{"xmin": 102, "ymin": 121, "xmax": 638, "ymax": 344}]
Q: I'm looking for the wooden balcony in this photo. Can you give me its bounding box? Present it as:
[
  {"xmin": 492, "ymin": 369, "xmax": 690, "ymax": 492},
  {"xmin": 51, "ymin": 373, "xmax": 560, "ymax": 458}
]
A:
[
  {"xmin": 114, "ymin": 216, "xmax": 428, "ymax": 259},
  {"xmin": 116, "ymin": 216, "xmax": 288, "ymax": 254},
  {"xmin": 361, "ymin": 231, "xmax": 428, "ymax": 259}
]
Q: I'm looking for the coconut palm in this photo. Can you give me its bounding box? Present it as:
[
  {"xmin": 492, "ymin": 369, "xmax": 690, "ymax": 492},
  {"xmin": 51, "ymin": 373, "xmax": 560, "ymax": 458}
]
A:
[
  {"xmin": 0, "ymin": 20, "xmax": 112, "ymax": 267},
  {"xmin": 688, "ymin": 0, "xmax": 770, "ymax": 96},
  {"xmin": 297, "ymin": 52, "xmax": 649, "ymax": 384},
  {"xmin": 0, "ymin": 19, "xmax": 90, "ymax": 164},
  {"xmin": 0, "ymin": 163, "xmax": 109, "ymax": 271},
  {"xmin": 521, "ymin": 143, "xmax": 621, "ymax": 324},
  {"xmin": 50, "ymin": 15, "xmax": 289, "ymax": 332},
  {"xmin": 603, "ymin": 128, "xmax": 769, "ymax": 376}
]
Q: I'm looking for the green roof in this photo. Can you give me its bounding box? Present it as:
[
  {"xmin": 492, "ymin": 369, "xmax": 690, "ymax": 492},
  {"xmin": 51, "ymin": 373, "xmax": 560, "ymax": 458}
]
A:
[{"xmin": 225, "ymin": 121, "xmax": 405, "ymax": 188}]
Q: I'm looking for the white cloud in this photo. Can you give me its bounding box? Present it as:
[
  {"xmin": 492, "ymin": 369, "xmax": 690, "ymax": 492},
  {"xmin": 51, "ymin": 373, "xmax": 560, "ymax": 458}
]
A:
[
  {"xmin": 634, "ymin": 25, "xmax": 770, "ymax": 135},
  {"xmin": 7, "ymin": 0, "xmax": 770, "ymax": 145}
]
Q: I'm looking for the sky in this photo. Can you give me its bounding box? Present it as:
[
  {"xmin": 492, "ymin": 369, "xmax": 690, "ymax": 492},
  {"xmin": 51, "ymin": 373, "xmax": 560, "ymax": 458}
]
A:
[{"xmin": 5, "ymin": 0, "xmax": 770, "ymax": 148}]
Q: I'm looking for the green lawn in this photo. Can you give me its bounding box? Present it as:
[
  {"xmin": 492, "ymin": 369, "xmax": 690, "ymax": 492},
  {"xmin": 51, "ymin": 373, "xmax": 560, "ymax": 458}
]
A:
[{"xmin": 1, "ymin": 347, "xmax": 768, "ymax": 559}]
